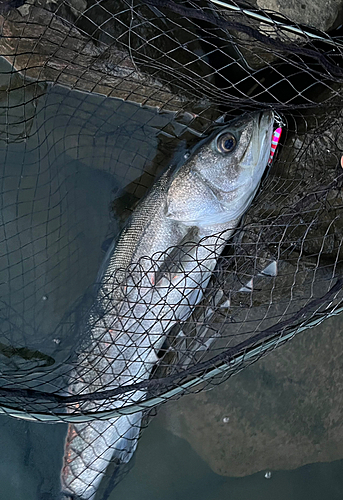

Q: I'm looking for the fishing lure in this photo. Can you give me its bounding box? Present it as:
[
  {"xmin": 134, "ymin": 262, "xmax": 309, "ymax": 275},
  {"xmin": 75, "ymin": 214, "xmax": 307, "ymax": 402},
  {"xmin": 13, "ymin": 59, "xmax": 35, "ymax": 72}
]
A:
[{"xmin": 268, "ymin": 126, "xmax": 282, "ymax": 165}]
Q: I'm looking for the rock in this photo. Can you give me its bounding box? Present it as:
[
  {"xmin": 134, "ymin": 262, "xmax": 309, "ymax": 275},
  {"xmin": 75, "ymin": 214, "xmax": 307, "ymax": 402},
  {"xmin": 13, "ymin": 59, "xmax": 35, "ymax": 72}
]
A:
[
  {"xmin": 158, "ymin": 310, "xmax": 343, "ymax": 476},
  {"xmin": 219, "ymin": 0, "xmax": 342, "ymax": 71},
  {"xmin": 256, "ymin": 0, "xmax": 340, "ymax": 32},
  {"xmin": 0, "ymin": 0, "xmax": 187, "ymax": 111}
]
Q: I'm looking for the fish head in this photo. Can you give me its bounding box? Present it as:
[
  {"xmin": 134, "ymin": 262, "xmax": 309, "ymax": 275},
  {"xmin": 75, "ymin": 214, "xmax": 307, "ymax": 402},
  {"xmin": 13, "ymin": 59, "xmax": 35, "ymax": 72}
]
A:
[{"xmin": 166, "ymin": 110, "xmax": 274, "ymax": 227}]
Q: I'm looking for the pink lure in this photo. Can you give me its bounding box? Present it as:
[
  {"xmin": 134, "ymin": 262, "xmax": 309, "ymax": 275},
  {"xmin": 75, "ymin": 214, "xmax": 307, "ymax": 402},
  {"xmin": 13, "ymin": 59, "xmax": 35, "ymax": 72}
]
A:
[{"xmin": 268, "ymin": 127, "xmax": 282, "ymax": 165}]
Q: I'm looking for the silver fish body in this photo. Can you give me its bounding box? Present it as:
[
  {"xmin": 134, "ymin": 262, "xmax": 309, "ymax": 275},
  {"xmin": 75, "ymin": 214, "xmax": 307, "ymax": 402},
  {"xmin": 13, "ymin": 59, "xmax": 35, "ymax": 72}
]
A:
[{"xmin": 61, "ymin": 110, "xmax": 274, "ymax": 499}]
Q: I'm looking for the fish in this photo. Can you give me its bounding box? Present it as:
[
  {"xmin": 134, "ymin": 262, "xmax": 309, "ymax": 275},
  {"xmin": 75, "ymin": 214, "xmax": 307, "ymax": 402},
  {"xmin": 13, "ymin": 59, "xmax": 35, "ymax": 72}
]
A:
[{"xmin": 60, "ymin": 110, "xmax": 275, "ymax": 499}]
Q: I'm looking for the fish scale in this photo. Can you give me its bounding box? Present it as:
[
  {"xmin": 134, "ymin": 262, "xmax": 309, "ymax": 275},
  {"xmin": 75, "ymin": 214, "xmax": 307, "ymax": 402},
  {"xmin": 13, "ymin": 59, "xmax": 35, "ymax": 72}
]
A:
[{"xmin": 61, "ymin": 110, "xmax": 275, "ymax": 499}]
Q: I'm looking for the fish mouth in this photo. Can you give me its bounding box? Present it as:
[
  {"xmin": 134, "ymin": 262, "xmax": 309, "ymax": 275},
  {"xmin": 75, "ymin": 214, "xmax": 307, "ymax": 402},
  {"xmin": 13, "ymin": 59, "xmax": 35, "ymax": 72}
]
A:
[
  {"xmin": 255, "ymin": 109, "xmax": 274, "ymax": 129},
  {"xmin": 256, "ymin": 110, "xmax": 275, "ymax": 145},
  {"xmin": 251, "ymin": 110, "xmax": 275, "ymax": 168},
  {"xmin": 257, "ymin": 109, "xmax": 274, "ymax": 125}
]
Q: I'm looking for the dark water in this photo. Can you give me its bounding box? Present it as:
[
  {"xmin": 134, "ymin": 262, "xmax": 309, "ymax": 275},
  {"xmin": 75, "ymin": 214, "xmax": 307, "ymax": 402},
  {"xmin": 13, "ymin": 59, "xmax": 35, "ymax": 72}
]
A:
[{"xmin": 1, "ymin": 57, "xmax": 343, "ymax": 500}]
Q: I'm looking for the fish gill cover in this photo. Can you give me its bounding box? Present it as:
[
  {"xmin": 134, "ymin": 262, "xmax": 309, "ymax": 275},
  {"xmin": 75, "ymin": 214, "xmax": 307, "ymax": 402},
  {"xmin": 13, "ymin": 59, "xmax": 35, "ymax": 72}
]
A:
[{"xmin": 0, "ymin": 0, "xmax": 343, "ymax": 497}]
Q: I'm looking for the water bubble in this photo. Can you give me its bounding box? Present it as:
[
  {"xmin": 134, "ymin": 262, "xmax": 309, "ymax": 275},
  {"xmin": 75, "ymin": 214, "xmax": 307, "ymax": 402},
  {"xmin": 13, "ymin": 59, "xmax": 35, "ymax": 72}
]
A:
[
  {"xmin": 264, "ymin": 471, "xmax": 272, "ymax": 479},
  {"xmin": 42, "ymin": 295, "xmax": 48, "ymax": 301}
]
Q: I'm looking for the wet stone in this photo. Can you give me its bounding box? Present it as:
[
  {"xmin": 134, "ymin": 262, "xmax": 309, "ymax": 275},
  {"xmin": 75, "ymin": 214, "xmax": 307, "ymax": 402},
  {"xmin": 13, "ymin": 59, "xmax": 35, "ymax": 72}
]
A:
[{"xmin": 158, "ymin": 312, "xmax": 343, "ymax": 477}]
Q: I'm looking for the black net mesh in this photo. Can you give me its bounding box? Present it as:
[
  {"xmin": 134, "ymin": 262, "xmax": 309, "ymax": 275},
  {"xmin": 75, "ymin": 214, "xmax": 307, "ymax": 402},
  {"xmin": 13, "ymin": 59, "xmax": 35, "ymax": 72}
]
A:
[{"xmin": 1, "ymin": 0, "xmax": 343, "ymax": 498}]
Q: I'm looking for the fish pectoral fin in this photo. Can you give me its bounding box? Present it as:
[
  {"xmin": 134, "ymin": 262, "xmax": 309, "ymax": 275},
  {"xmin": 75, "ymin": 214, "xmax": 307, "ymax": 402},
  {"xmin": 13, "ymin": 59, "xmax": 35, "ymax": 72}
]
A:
[
  {"xmin": 155, "ymin": 272, "xmax": 183, "ymax": 289},
  {"xmin": 153, "ymin": 228, "xmax": 199, "ymax": 287}
]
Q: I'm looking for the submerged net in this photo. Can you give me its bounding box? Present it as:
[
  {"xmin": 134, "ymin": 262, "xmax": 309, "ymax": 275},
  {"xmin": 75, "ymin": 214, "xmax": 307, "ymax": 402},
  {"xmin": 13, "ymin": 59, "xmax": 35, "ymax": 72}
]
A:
[{"xmin": 1, "ymin": 0, "xmax": 343, "ymax": 496}]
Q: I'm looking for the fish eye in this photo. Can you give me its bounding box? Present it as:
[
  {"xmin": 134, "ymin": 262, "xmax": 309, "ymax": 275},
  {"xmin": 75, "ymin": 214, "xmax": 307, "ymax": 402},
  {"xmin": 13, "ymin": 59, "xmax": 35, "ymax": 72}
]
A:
[{"xmin": 216, "ymin": 133, "xmax": 237, "ymax": 154}]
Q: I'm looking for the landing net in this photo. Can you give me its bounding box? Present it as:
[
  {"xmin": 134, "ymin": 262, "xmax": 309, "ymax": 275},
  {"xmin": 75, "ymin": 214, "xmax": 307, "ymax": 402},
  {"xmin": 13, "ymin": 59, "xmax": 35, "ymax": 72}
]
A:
[{"xmin": 0, "ymin": 0, "xmax": 342, "ymax": 445}]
